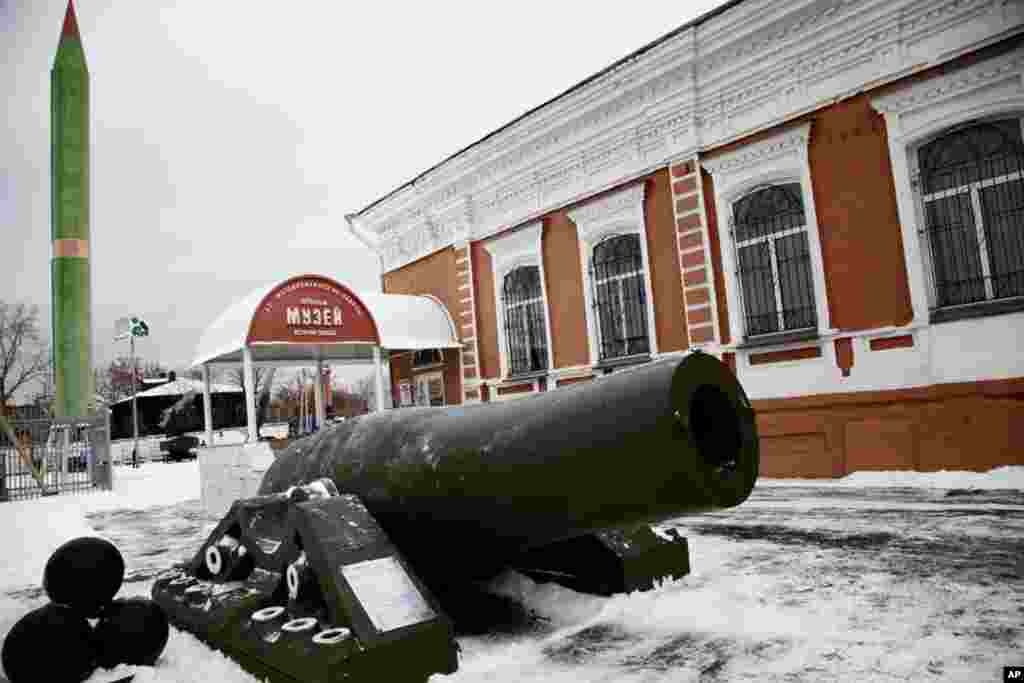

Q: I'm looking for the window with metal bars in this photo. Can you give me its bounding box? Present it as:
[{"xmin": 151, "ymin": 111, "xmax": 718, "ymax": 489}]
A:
[
  {"xmin": 591, "ymin": 234, "xmax": 650, "ymax": 360},
  {"xmin": 916, "ymin": 119, "xmax": 1024, "ymax": 309},
  {"xmin": 731, "ymin": 183, "xmax": 817, "ymax": 337},
  {"xmin": 501, "ymin": 266, "xmax": 549, "ymax": 376}
]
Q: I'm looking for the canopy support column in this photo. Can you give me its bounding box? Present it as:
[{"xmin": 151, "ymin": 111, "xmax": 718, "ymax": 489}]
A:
[
  {"xmin": 314, "ymin": 360, "xmax": 325, "ymax": 429},
  {"xmin": 243, "ymin": 346, "xmax": 257, "ymax": 442},
  {"xmin": 202, "ymin": 364, "xmax": 213, "ymax": 448},
  {"xmin": 373, "ymin": 347, "xmax": 387, "ymax": 413}
]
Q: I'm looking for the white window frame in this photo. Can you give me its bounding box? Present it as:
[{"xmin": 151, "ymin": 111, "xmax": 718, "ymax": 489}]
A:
[
  {"xmin": 568, "ymin": 183, "xmax": 659, "ymax": 365},
  {"xmin": 913, "ymin": 120, "xmax": 1024, "ymax": 309},
  {"xmin": 870, "ymin": 47, "xmax": 1024, "ymax": 324},
  {"xmin": 591, "ymin": 234, "xmax": 651, "ymax": 359},
  {"xmin": 702, "ymin": 122, "xmax": 833, "ymax": 344},
  {"xmin": 482, "ymin": 220, "xmax": 554, "ymax": 381},
  {"xmin": 501, "ymin": 266, "xmax": 549, "ymax": 376},
  {"xmin": 732, "ymin": 184, "xmax": 816, "ymax": 336}
]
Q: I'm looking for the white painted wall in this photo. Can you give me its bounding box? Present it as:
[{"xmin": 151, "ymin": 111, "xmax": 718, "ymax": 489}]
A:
[
  {"xmin": 929, "ymin": 312, "xmax": 1024, "ymax": 385},
  {"xmin": 733, "ymin": 311, "xmax": 1024, "ymax": 400}
]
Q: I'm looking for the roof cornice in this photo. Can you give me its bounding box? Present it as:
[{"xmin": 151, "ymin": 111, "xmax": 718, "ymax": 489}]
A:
[{"xmin": 355, "ymin": 0, "xmax": 1023, "ymax": 273}]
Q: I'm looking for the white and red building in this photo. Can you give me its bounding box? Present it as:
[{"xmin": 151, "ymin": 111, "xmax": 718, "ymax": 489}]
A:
[{"xmin": 344, "ymin": 0, "xmax": 1024, "ymax": 477}]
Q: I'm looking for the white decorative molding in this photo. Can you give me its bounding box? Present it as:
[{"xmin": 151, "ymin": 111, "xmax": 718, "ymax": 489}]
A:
[
  {"xmin": 870, "ymin": 44, "xmax": 1024, "ymax": 326},
  {"xmin": 568, "ymin": 183, "xmax": 660, "ymax": 363},
  {"xmin": 567, "ymin": 183, "xmax": 648, "ymax": 243},
  {"xmin": 353, "ymin": 0, "xmax": 1024, "ymax": 273},
  {"xmin": 872, "ymin": 48, "xmax": 1024, "ymax": 118},
  {"xmin": 481, "ymin": 221, "xmax": 555, "ymax": 380},
  {"xmin": 701, "ymin": 123, "xmax": 812, "ymax": 177},
  {"xmin": 702, "ymin": 122, "xmax": 835, "ymax": 345},
  {"xmin": 490, "ymin": 380, "xmax": 541, "ymax": 401},
  {"xmin": 546, "ymin": 364, "xmax": 595, "ymax": 383}
]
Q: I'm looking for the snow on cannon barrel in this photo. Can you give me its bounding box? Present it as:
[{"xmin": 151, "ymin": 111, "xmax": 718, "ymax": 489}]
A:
[
  {"xmin": 151, "ymin": 350, "xmax": 758, "ymax": 683},
  {"xmin": 260, "ymin": 350, "xmax": 759, "ymax": 591}
]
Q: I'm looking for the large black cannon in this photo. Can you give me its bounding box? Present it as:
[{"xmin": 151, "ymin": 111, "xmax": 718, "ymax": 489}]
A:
[{"xmin": 153, "ymin": 350, "xmax": 758, "ymax": 683}]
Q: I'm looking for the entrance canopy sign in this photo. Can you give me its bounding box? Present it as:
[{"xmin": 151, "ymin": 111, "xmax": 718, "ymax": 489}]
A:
[
  {"xmin": 247, "ymin": 278, "xmax": 380, "ymax": 346},
  {"xmin": 189, "ymin": 273, "xmax": 461, "ymax": 443},
  {"xmin": 192, "ymin": 274, "xmax": 460, "ymax": 369}
]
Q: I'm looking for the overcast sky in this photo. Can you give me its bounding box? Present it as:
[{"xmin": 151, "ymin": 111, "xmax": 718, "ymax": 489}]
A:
[{"xmin": 2, "ymin": 1, "xmax": 724, "ymax": 397}]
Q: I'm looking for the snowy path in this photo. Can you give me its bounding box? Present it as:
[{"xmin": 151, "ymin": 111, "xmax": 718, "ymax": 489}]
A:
[{"xmin": 0, "ymin": 464, "xmax": 1021, "ymax": 682}]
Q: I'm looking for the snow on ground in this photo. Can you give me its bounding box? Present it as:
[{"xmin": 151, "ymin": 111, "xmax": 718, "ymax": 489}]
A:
[
  {"xmin": 0, "ymin": 462, "xmax": 201, "ymax": 591},
  {"xmin": 1, "ymin": 465, "xmax": 1021, "ymax": 682},
  {"xmin": 760, "ymin": 465, "xmax": 1024, "ymax": 490}
]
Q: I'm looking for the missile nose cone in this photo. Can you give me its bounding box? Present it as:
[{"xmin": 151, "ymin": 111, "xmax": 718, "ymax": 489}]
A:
[{"xmin": 62, "ymin": 0, "xmax": 80, "ymax": 39}]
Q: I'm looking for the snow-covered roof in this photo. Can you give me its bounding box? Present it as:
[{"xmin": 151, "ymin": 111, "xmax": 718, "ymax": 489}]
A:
[
  {"xmin": 190, "ymin": 276, "xmax": 460, "ymax": 368},
  {"xmin": 192, "ymin": 282, "xmax": 275, "ymax": 369},
  {"xmin": 355, "ymin": 291, "xmax": 462, "ymax": 351},
  {"xmin": 112, "ymin": 378, "xmax": 241, "ymax": 405}
]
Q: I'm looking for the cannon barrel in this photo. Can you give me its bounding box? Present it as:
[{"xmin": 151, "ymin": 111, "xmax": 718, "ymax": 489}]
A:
[{"xmin": 259, "ymin": 351, "xmax": 758, "ymax": 579}]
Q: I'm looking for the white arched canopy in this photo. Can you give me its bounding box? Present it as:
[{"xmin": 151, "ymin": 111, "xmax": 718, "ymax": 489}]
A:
[{"xmin": 190, "ymin": 274, "xmax": 460, "ymax": 442}]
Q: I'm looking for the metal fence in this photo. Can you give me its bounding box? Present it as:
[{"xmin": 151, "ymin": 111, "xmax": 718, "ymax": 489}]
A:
[
  {"xmin": 0, "ymin": 413, "xmax": 113, "ymax": 502},
  {"xmin": 109, "ymin": 434, "xmax": 165, "ymax": 465}
]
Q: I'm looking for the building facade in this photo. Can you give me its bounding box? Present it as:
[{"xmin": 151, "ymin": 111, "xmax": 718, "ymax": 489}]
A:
[{"xmin": 346, "ymin": 0, "xmax": 1024, "ymax": 476}]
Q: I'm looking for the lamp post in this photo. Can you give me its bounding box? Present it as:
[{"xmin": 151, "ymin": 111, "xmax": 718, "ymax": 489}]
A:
[{"xmin": 115, "ymin": 316, "xmax": 149, "ymax": 462}]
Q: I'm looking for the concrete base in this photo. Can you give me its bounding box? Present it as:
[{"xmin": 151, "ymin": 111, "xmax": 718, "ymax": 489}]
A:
[{"xmin": 199, "ymin": 442, "xmax": 275, "ymax": 519}]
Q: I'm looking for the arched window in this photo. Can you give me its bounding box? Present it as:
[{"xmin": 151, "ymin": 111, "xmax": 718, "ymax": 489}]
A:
[
  {"xmin": 917, "ymin": 119, "xmax": 1024, "ymax": 307},
  {"xmin": 591, "ymin": 234, "xmax": 650, "ymax": 360},
  {"xmin": 502, "ymin": 266, "xmax": 549, "ymax": 376},
  {"xmin": 731, "ymin": 183, "xmax": 817, "ymax": 337}
]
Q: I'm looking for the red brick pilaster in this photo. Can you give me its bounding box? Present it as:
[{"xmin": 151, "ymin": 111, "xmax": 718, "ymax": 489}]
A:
[
  {"xmin": 668, "ymin": 157, "xmax": 719, "ymax": 348},
  {"xmin": 454, "ymin": 243, "xmax": 482, "ymax": 403}
]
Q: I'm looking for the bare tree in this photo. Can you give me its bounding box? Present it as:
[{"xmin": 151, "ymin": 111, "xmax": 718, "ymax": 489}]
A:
[
  {"xmin": 0, "ymin": 301, "xmax": 50, "ymax": 409},
  {"xmin": 222, "ymin": 366, "xmax": 276, "ymax": 396}
]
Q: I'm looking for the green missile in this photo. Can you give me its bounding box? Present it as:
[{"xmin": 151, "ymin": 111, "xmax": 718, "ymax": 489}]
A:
[{"xmin": 51, "ymin": 0, "xmax": 93, "ymax": 418}]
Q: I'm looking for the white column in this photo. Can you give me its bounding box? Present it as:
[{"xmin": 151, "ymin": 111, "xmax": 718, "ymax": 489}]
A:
[
  {"xmin": 202, "ymin": 364, "xmax": 213, "ymax": 448},
  {"xmin": 373, "ymin": 347, "xmax": 387, "ymax": 413},
  {"xmin": 242, "ymin": 346, "xmax": 257, "ymax": 442},
  {"xmin": 314, "ymin": 360, "xmax": 325, "ymax": 429}
]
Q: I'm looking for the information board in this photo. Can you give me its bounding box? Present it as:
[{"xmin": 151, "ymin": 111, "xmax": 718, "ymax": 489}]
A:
[{"xmin": 341, "ymin": 557, "xmax": 436, "ymax": 632}]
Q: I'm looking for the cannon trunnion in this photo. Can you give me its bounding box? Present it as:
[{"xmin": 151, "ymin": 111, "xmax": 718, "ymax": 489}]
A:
[{"xmin": 154, "ymin": 351, "xmax": 758, "ymax": 682}]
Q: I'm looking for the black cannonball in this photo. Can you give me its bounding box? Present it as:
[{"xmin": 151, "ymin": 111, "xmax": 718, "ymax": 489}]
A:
[
  {"xmin": 44, "ymin": 536, "xmax": 125, "ymax": 617},
  {"xmin": 1, "ymin": 603, "xmax": 97, "ymax": 683},
  {"xmin": 93, "ymin": 597, "xmax": 169, "ymax": 668}
]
